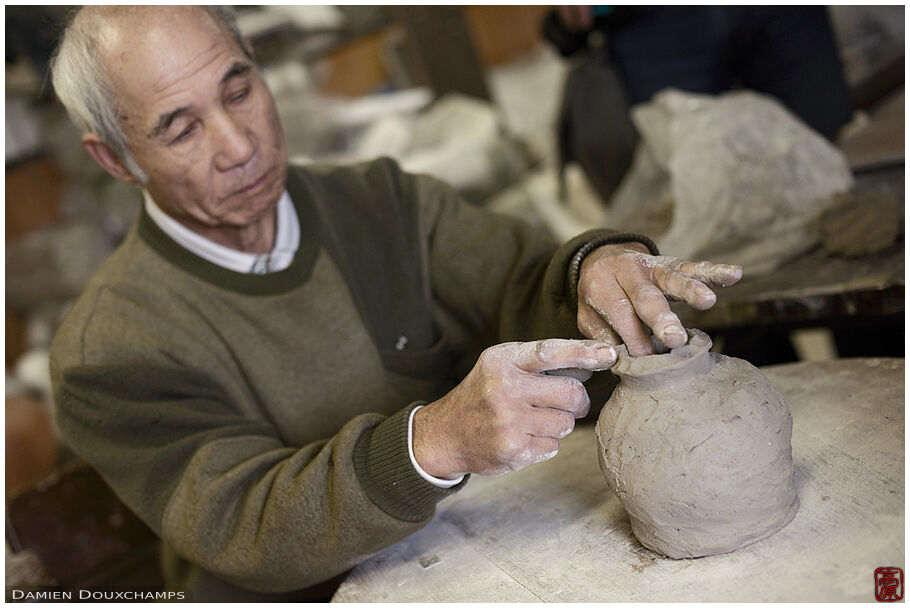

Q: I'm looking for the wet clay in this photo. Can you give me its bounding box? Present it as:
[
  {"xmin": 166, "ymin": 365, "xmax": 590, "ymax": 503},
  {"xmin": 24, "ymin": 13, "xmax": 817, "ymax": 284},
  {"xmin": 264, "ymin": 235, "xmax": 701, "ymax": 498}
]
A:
[{"xmin": 596, "ymin": 329, "xmax": 799, "ymax": 558}]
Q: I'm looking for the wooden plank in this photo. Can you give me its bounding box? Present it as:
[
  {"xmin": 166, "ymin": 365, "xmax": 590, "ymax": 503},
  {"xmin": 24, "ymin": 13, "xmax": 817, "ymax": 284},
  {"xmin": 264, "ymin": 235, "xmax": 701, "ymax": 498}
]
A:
[
  {"xmin": 6, "ymin": 462, "xmax": 161, "ymax": 588},
  {"xmin": 6, "ymin": 309, "xmax": 28, "ymax": 368},
  {"xmin": 334, "ymin": 358, "xmax": 904, "ymax": 602},
  {"xmin": 839, "ymin": 88, "xmax": 905, "ymax": 171},
  {"xmin": 463, "ymin": 6, "xmax": 552, "ymax": 66},
  {"xmin": 387, "ymin": 6, "xmax": 490, "ymax": 101},
  {"xmin": 677, "ymin": 241, "xmax": 905, "ymax": 330},
  {"xmin": 320, "ymin": 30, "xmax": 390, "ymax": 97},
  {"xmin": 5, "ymin": 155, "xmax": 63, "ymax": 239}
]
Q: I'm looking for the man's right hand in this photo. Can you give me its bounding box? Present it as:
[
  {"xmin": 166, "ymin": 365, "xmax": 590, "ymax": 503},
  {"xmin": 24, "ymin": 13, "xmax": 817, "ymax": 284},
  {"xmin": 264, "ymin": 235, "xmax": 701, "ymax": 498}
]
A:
[{"xmin": 412, "ymin": 339, "xmax": 616, "ymax": 478}]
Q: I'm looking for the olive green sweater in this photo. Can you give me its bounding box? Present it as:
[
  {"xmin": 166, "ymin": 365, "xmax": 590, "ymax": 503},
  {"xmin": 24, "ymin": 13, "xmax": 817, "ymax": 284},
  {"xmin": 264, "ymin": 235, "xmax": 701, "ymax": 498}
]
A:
[{"xmin": 50, "ymin": 158, "xmax": 656, "ymax": 601}]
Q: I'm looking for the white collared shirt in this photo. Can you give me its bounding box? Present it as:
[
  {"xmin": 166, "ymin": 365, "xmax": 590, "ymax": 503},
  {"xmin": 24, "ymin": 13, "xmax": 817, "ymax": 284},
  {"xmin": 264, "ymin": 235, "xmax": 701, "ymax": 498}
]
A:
[
  {"xmin": 143, "ymin": 190, "xmax": 463, "ymax": 488},
  {"xmin": 143, "ymin": 190, "xmax": 299, "ymax": 274}
]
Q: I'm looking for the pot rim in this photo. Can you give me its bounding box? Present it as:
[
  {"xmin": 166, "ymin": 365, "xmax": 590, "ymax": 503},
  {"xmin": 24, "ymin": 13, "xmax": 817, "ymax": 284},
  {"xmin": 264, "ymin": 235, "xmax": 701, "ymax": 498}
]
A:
[{"xmin": 612, "ymin": 328, "xmax": 713, "ymax": 379}]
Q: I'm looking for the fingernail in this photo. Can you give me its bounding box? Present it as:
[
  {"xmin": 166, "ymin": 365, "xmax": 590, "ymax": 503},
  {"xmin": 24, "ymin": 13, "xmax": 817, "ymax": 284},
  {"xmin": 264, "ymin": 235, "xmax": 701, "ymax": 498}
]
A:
[
  {"xmin": 699, "ymin": 288, "xmax": 717, "ymax": 306},
  {"xmin": 595, "ymin": 343, "xmax": 616, "ymax": 359},
  {"xmin": 661, "ymin": 324, "xmax": 686, "ymax": 341},
  {"xmin": 540, "ymin": 448, "xmax": 559, "ymax": 462},
  {"xmin": 628, "ymin": 345, "xmax": 652, "ymax": 358},
  {"xmin": 719, "ymin": 265, "xmax": 743, "ymax": 286}
]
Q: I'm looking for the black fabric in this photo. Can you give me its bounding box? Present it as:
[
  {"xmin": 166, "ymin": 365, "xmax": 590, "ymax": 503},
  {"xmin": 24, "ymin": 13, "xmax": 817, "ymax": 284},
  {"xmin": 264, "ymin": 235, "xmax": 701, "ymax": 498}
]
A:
[
  {"xmin": 556, "ymin": 47, "xmax": 639, "ymax": 205},
  {"xmin": 605, "ymin": 6, "xmax": 853, "ymax": 140}
]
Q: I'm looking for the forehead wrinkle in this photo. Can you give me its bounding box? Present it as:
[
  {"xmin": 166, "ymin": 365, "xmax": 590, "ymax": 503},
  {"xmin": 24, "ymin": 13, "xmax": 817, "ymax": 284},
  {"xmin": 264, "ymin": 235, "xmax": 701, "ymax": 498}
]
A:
[{"xmin": 147, "ymin": 38, "xmax": 222, "ymax": 95}]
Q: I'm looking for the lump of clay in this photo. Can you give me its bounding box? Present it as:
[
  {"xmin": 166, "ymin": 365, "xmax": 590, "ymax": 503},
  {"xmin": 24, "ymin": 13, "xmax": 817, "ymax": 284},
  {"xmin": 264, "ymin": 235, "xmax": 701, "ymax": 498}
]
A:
[
  {"xmin": 596, "ymin": 329, "xmax": 799, "ymax": 558},
  {"xmin": 813, "ymin": 189, "xmax": 903, "ymax": 256}
]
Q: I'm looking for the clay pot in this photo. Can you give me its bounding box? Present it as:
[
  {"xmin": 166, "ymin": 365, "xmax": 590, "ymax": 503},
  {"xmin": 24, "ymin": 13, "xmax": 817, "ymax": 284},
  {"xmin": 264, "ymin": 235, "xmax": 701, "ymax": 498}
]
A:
[{"xmin": 596, "ymin": 329, "xmax": 799, "ymax": 558}]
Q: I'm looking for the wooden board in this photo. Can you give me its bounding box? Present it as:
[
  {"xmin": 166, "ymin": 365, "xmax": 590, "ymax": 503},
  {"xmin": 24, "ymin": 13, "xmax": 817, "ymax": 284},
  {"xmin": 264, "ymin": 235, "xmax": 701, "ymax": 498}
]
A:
[
  {"xmin": 839, "ymin": 88, "xmax": 904, "ymax": 172},
  {"xmin": 334, "ymin": 358, "xmax": 904, "ymax": 602},
  {"xmin": 679, "ymin": 148, "xmax": 904, "ymax": 333},
  {"xmin": 677, "ymin": 240, "xmax": 905, "ymax": 330},
  {"xmin": 5, "ymin": 155, "xmax": 64, "ymax": 239}
]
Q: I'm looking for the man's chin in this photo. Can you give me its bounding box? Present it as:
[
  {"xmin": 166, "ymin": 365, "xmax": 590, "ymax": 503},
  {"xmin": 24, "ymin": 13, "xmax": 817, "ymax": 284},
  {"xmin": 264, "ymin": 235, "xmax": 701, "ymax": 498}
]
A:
[{"xmin": 232, "ymin": 189, "xmax": 283, "ymax": 227}]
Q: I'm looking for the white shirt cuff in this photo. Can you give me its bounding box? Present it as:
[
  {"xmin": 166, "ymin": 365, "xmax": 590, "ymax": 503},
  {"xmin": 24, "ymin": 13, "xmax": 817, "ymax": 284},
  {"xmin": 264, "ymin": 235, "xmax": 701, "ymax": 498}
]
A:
[{"xmin": 407, "ymin": 405, "xmax": 465, "ymax": 488}]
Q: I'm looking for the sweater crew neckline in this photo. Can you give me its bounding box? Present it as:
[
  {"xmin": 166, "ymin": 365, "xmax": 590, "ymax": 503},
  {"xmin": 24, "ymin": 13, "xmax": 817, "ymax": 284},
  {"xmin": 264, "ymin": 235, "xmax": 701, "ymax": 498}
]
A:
[{"xmin": 137, "ymin": 169, "xmax": 321, "ymax": 296}]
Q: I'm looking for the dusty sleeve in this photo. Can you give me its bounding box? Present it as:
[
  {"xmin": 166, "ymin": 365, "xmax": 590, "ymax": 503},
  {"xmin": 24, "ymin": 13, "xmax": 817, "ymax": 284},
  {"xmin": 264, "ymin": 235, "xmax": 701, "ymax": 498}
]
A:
[{"xmin": 53, "ymin": 361, "xmax": 463, "ymax": 593}]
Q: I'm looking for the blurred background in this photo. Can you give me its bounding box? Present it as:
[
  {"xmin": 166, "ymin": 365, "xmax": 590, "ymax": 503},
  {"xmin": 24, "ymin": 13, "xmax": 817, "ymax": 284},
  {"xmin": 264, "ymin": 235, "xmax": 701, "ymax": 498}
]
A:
[{"xmin": 4, "ymin": 5, "xmax": 905, "ymax": 595}]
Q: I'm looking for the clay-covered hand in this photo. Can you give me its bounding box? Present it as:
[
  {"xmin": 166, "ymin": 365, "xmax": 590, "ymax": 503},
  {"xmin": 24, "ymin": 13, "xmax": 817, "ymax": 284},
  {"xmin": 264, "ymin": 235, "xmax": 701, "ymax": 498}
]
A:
[
  {"xmin": 412, "ymin": 339, "xmax": 616, "ymax": 478},
  {"xmin": 577, "ymin": 243, "xmax": 743, "ymax": 357}
]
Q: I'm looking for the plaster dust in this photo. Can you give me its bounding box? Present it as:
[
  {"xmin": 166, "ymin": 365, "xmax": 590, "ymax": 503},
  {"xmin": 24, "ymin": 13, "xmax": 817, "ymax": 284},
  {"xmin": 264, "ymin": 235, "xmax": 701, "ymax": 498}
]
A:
[{"xmin": 596, "ymin": 329, "xmax": 799, "ymax": 559}]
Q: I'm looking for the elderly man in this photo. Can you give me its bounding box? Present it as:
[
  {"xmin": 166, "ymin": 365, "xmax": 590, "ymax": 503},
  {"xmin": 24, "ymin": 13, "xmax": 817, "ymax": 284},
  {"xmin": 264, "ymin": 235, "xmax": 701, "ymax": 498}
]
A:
[{"xmin": 49, "ymin": 6, "xmax": 741, "ymax": 601}]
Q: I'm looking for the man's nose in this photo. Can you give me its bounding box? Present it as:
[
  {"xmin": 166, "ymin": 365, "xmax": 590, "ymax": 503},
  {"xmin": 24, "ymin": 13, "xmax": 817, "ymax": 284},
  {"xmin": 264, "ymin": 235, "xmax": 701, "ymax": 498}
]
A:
[{"xmin": 212, "ymin": 112, "xmax": 255, "ymax": 170}]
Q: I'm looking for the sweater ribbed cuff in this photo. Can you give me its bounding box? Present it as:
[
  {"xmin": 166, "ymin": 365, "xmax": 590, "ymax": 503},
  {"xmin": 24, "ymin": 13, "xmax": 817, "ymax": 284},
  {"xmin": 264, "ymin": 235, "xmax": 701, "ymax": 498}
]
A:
[
  {"xmin": 353, "ymin": 402, "xmax": 468, "ymax": 523},
  {"xmin": 566, "ymin": 232, "xmax": 659, "ymax": 306}
]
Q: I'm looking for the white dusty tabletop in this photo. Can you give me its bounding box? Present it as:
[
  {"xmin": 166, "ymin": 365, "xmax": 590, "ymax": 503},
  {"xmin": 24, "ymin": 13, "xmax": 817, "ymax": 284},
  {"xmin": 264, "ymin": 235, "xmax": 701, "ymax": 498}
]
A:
[{"xmin": 333, "ymin": 358, "xmax": 905, "ymax": 602}]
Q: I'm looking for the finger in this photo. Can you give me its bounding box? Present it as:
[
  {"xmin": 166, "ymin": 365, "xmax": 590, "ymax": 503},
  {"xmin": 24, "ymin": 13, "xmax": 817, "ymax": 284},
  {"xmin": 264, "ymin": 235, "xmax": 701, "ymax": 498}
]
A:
[
  {"xmin": 485, "ymin": 435, "xmax": 559, "ymax": 476},
  {"xmin": 566, "ymin": 5, "xmax": 583, "ymax": 29},
  {"xmin": 524, "ymin": 405, "xmax": 577, "ymax": 439},
  {"xmin": 581, "ymin": 271, "xmax": 656, "ymax": 355},
  {"xmin": 575, "ymin": 5, "xmax": 594, "ymax": 30},
  {"xmin": 512, "ymin": 339, "xmax": 616, "ymax": 374},
  {"xmin": 559, "ymin": 5, "xmax": 592, "ymax": 31},
  {"xmin": 617, "ymin": 270, "xmax": 688, "ymax": 350},
  {"xmin": 583, "ymin": 274, "xmax": 654, "ymax": 357},
  {"xmin": 523, "ymin": 436, "xmax": 560, "ymax": 468},
  {"xmin": 673, "ymin": 260, "xmax": 743, "ymax": 289},
  {"xmin": 577, "ymin": 304, "xmax": 622, "ymax": 344},
  {"xmin": 652, "ymin": 264, "xmax": 718, "ymax": 311},
  {"xmin": 556, "ymin": 6, "xmax": 580, "ymax": 30},
  {"xmin": 543, "ymin": 367, "xmax": 594, "ymax": 383},
  {"xmin": 522, "ymin": 373, "xmax": 591, "ymax": 417}
]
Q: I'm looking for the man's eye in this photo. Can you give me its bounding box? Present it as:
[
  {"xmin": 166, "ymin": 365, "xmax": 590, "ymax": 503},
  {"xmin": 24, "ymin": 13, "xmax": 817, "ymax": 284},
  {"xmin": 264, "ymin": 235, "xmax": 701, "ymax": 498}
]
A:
[
  {"xmin": 170, "ymin": 124, "xmax": 196, "ymax": 145},
  {"xmin": 228, "ymin": 88, "xmax": 250, "ymax": 105}
]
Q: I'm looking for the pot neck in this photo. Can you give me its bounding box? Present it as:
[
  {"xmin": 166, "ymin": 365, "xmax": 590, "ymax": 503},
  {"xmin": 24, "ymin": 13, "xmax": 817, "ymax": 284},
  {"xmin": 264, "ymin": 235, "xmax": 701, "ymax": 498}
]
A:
[{"xmin": 612, "ymin": 329, "xmax": 714, "ymax": 387}]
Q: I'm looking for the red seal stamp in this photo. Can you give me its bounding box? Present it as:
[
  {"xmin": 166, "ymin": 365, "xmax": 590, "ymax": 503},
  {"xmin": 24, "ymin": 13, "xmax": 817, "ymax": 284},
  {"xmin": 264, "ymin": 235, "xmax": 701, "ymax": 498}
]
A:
[{"xmin": 875, "ymin": 567, "xmax": 903, "ymax": 601}]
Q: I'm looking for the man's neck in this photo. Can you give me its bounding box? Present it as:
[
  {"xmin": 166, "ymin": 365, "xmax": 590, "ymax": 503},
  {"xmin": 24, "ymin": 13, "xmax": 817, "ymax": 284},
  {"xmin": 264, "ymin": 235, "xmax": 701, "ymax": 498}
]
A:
[
  {"xmin": 142, "ymin": 190, "xmax": 300, "ymax": 275},
  {"xmin": 175, "ymin": 209, "xmax": 278, "ymax": 254}
]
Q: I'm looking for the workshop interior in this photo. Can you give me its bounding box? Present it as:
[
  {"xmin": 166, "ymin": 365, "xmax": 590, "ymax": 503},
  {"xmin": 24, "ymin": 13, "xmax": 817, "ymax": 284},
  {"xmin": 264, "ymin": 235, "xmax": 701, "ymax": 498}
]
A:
[{"xmin": 5, "ymin": 5, "xmax": 905, "ymax": 601}]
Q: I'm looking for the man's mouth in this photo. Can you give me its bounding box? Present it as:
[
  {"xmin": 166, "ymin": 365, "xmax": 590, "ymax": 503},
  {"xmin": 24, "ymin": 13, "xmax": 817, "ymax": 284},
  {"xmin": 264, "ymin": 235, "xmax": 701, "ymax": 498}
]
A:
[{"xmin": 236, "ymin": 168, "xmax": 271, "ymax": 196}]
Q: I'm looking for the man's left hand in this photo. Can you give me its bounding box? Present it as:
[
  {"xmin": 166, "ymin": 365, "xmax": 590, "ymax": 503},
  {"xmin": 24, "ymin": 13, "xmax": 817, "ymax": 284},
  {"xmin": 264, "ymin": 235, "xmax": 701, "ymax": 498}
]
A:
[{"xmin": 577, "ymin": 243, "xmax": 743, "ymax": 357}]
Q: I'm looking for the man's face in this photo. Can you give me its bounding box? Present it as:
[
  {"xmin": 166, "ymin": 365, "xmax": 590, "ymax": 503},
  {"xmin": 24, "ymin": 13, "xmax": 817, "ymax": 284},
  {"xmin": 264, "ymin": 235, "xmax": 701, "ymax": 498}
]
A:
[{"xmin": 103, "ymin": 8, "xmax": 287, "ymax": 234}]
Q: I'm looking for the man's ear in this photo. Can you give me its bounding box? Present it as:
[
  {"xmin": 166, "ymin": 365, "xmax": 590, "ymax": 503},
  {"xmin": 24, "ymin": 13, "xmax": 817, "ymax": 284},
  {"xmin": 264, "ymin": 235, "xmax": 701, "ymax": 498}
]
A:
[{"xmin": 82, "ymin": 134, "xmax": 140, "ymax": 184}]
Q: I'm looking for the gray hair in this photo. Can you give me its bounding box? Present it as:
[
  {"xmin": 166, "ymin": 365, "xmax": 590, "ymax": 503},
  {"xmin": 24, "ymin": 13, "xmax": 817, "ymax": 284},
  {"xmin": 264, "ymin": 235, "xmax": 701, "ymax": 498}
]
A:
[{"xmin": 49, "ymin": 6, "xmax": 251, "ymax": 184}]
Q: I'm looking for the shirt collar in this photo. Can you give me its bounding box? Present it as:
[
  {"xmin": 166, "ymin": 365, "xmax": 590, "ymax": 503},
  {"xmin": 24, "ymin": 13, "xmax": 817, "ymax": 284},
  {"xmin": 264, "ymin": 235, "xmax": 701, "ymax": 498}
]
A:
[{"xmin": 142, "ymin": 190, "xmax": 300, "ymax": 274}]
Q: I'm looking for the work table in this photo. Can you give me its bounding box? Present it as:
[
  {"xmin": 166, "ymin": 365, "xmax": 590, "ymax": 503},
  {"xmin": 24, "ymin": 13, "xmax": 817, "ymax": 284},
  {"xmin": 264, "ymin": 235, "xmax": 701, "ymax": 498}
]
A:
[{"xmin": 333, "ymin": 358, "xmax": 904, "ymax": 602}]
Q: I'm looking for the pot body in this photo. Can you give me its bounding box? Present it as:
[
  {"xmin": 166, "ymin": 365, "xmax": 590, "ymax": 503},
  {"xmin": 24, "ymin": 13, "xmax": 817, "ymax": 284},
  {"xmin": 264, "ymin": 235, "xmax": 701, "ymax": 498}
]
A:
[{"xmin": 596, "ymin": 329, "xmax": 799, "ymax": 558}]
